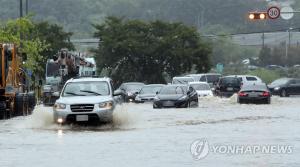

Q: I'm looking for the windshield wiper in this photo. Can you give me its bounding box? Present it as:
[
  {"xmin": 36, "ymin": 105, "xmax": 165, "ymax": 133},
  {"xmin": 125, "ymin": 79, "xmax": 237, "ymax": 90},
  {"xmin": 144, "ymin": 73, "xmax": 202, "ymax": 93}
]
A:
[
  {"xmin": 65, "ymin": 92, "xmax": 85, "ymax": 96},
  {"xmin": 80, "ymin": 90, "xmax": 102, "ymax": 96}
]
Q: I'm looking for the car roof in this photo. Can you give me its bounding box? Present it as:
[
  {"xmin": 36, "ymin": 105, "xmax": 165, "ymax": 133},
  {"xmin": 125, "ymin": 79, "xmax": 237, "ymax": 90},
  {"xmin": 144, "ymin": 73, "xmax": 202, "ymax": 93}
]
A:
[
  {"xmin": 186, "ymin": 73, "xmax": 221, "ymax": 76},
  {"xmin": 164, "ymin": 84, "xmax": 188, "ymax": 87},
  {"xmin": 188, "ymin": 81, "xmax": 209, "ymax": 85},
  {"xmin": 226, "ymin": 75, "xmax": 257, "ymax": 78},
  {"xmin": 66, "ymin": 77, "xmax": 111, "ymax": 83},
  {"xmin": 142, "ymin": 84, "xmax": 165, "ymax": 87},
  {"xmin": 123, "ymin": 82, "xmax": 145, "ymax": 85},
  {"xmin": 173, "ymin": 76, "xmax": 194, "ymax": 79}
]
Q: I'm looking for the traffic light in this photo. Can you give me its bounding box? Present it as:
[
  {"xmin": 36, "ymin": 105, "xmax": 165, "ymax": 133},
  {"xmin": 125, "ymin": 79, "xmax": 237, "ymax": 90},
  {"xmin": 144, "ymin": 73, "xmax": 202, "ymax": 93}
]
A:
[{"xmin": 248, "ymin": 12, "xmax": 267, "ymax": 20}]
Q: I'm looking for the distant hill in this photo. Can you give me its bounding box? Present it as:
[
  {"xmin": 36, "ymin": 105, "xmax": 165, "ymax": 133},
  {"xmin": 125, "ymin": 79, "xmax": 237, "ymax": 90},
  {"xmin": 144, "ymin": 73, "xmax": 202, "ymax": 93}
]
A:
[{"xmin": 0, "ymin": 0, "xmax": 299, "ymax": 38}]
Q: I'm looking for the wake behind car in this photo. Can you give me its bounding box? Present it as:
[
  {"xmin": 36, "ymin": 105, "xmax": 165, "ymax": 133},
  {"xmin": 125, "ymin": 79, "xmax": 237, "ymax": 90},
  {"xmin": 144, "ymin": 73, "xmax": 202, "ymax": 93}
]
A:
[
  {"xmin": 153, "ymin": 84, "xmax": 198, "ymax": 108},
  {"xmin": 268, "ymin": 78, "xmax": 300, "ymax": 97},
  {"xmin": 53, "ymin": 77, "xmax": 121, "ymax": 124},
  {"xmin": 135, "ymin": 84, "xmax": 164, "ymax": 103},
  {"xmin": 237, "ymin": 83, "xmax": 271, "ymax": 104},
  {"xmin": 118, "ymin": 82, "xmax": 145, "ymax": 102},
  {"xmin": 215, "ymin": 76, "xmax": 241, "ymax": 97}
]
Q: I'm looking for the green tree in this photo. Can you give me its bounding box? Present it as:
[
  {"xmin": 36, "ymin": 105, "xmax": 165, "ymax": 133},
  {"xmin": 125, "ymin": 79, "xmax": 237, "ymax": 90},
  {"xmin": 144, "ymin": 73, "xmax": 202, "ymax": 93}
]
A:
[
  {"xmin": 0, "ymin": 17, "xmax": 48, "ymax": 76},
  {"xmin": 93, "ymin": 17, "xmax": 211, "ymax": 84},
  {"xmin": 259, "ymin": 46, "xmax": 272, "ymax": 66}
]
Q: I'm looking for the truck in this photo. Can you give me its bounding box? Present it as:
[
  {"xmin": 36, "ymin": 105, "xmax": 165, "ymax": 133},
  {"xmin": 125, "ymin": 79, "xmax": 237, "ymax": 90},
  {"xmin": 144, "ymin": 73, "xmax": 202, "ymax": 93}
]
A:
[
  {"xmin": 42, "ymin": 49, "xmax": 95, "ymax": 105},
  {"xmin": 0, "ymin": 43, "xmax": 35, "ymax": 119}
]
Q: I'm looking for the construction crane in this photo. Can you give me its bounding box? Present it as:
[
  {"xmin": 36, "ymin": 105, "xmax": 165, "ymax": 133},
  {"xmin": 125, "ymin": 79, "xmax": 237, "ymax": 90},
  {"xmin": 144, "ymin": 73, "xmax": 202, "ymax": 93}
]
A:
[
  {"xmin": 42, "ymin": 49, "xmax": 96, "ymax": 105},
  {"xmin": 0, "ymin": 43, "xmax": 35, "ymax": 119}
]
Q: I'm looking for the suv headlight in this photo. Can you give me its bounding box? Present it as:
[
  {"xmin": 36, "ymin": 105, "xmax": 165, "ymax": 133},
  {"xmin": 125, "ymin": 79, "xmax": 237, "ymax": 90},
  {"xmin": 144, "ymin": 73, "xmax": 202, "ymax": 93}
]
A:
[
  {"xmin": 99, "ymin": 101, "xmax": 113, "ymax": 109},
  {"xmin": 54, "ymin": 103, "xmax": 66, "ymax": 110},
  {"xmin": 274, "ymin": 87, "xmax": 280, "ymax": 91}
]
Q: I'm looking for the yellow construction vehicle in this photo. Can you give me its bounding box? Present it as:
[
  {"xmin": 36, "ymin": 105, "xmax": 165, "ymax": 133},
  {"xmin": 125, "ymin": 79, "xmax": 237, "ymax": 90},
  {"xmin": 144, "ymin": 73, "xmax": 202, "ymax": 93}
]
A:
[{"xmin": 0, "ymin": 43, "xmax": 35, "ymax": 119}]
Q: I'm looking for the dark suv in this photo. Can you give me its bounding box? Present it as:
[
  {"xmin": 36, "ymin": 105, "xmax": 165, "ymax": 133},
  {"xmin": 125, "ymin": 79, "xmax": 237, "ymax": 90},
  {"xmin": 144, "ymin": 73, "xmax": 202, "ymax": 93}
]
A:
[{"xmin": 215, "ymin": 76, "xmax": 241, "ymax": 97}]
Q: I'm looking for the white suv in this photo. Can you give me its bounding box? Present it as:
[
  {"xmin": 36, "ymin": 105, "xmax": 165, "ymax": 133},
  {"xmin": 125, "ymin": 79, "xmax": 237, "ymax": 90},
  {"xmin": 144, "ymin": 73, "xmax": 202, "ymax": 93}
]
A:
[
  {"xmin": 227, "ymin": 75, "xmax": 262, "ymax": 85},
  {"xmin": 53, "ymin": 77, "xmax": 121, "ymax": 124}
]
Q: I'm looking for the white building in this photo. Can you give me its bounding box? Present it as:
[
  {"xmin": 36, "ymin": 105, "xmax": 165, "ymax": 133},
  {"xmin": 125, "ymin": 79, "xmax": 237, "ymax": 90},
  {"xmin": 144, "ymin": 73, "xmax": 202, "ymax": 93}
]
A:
[{"xmin": 79, "ymin": 57, "xmax": 97, "ymax": 76}]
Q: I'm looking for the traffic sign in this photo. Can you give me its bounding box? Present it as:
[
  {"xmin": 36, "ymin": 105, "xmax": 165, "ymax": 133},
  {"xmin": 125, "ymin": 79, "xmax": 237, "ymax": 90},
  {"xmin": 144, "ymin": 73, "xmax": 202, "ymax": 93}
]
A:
[
  {"xmin": 281, "ymin": 6, "xmax": 294, "ymax": 20},
  {"xmin": 267, "ymin": 6, "xmax": 280, "ymax": 19}
]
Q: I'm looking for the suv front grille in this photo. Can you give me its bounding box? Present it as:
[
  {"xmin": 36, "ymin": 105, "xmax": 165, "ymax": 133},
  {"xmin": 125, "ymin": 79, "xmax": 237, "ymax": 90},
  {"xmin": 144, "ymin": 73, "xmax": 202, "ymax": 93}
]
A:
[{"xmin": 71, "ymin": 104, "xmax": 94, "ymax": 112}]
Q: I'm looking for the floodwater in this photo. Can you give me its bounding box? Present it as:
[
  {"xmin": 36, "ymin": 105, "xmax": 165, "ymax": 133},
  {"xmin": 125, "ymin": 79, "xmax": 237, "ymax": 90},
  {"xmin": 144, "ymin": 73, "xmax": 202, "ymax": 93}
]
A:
[{"xmin": 0, "ymin": 95, "xmax": 299, "ymax": 167}]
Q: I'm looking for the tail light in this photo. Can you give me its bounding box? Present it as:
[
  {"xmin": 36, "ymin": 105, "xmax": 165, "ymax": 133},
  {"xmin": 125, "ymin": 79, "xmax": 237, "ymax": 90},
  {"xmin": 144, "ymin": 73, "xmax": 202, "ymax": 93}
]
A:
[
  {"xmin": 238, "ymin": 92, "xmax": 248, "ymax": 97},
  {"xmin": 261, "ymin": 91, "xmax": 270, "ymax": 97}
]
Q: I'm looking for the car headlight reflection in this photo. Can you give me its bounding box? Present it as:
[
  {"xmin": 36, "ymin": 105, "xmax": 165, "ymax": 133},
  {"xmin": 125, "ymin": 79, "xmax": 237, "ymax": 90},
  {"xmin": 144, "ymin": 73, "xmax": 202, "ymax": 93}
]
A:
[
  {"xmin": 54, "ymin": 103, "xmax": 66, "ymax": 110},
  {"xmin": 99, "ymin": 101, "xmax": 113, "ymax": 109}
]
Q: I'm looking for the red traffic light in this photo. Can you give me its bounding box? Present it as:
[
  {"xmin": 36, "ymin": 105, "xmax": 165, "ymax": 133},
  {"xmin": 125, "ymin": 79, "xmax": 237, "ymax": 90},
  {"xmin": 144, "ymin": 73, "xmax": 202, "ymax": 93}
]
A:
[{"xmin": 248, "ymin": 12, "xmax": 267, "ymax": 20}]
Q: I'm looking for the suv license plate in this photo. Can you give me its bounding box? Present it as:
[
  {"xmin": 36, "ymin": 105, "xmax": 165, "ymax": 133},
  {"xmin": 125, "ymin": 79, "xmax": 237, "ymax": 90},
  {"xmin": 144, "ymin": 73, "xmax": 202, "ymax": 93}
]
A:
[
  {"xmin": 76, "ymin": 115, "xmax": 89, "ymax": 122},
  {"xmin": 227, "ymin": 87, "xmax": 233, "ymax": 91}
]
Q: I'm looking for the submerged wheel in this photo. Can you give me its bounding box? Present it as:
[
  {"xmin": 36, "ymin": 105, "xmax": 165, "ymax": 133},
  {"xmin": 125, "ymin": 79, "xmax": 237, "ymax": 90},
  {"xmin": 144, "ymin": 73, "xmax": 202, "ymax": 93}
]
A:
[
  {"xmin": 0, "ymin": 101, "xmax": 6, "ymax": 119},
  {"xmin": 280, "ymin": 89, "xmax": 289, "ymax": 97},
  {"xmin": 28, "ymin": 92, "xmax": 36, "ymax": 114},
  {"xmin": 15, "ymin": 94, "xmax": 28, "ymax": 116}
]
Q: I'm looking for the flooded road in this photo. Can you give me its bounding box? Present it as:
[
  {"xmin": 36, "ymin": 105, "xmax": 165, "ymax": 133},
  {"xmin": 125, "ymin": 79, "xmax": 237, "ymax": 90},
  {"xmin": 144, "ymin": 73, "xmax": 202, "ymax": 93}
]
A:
[{"xmin": 0, "ymin": 96, "xmax": 299, "ymax": 167}]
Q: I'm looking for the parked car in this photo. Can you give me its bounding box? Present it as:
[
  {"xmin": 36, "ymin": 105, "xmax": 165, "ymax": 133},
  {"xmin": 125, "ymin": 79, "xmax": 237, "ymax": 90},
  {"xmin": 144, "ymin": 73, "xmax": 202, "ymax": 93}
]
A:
[
  {"xmin": 237, "ymin": 83, "xmax": 271, "ymax": 104},
  {"xmin": 265, "ymin": 65, "xmax": 286, "ymax": 71},
  {"xmin": 268, "ymin": 78, "xmax": 300, "ymax": 97},
  {"xmin": 172, "ymin": 77, "xmax": 194, "ymax": 84},
  {"xmin": 117, "ymin": 82, "xmax": 145, "ymax": 102},
  {"xmin": 53, "ymin": 77, "xmax": 121, "ymax": 124},
  {"xmin": 215, "ymin": 76, "xmax": 241, "ymax": 97},
  {"xmin": 186, "ymin": 73, "xmax": 221, "ymax": 87},
  {"xmin": 188, "ymin": 82, "xmax": 213, "ymax": 97},
  {"xmin": 153, "ymin": 84, "xmax": 198, "ymax": 108},
  {"xmin": 135, "ymin": 84, "xmax": 164, "ymax": 103}
]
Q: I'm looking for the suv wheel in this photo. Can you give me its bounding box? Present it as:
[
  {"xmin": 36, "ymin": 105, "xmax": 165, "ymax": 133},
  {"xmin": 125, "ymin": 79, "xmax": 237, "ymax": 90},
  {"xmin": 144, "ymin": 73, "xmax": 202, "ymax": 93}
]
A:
[{"xmin": 280, "ymin": 89, "xmax": 289, "ymax": 97}]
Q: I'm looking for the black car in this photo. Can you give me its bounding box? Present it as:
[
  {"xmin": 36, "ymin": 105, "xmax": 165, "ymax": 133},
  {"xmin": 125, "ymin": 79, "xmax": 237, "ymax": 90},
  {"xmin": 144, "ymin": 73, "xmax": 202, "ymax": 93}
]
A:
[
  {"xmin": 118, "ymin": 82, "xmax": 145, "ymax": 102},
  {"xmin": 215, "ymin": 76, "xmax": 241, "ymax": 97},
  {"xmin": 153, "ymin": 85, "xmax": 198, "ymax": 108},
  {"xmin": 135, "ymin": 84, "xmax": 165, "ymax": 103},
  {"xmin": 237, "ymin": 83, "xmax": 271, "ymax": 104},
  {"xmin": 268, "ymin": 78, "xmax": 300, "ymax": 97}
]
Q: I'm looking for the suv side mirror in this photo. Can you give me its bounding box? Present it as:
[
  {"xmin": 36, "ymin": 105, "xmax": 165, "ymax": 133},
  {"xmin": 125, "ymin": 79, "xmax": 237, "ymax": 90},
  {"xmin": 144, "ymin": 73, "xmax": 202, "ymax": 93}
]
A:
[
  {"xmin": 114, "ymin": 89, "xmax": 122, "ymax": 96},
  {"xmin": 53, "ymin": 92, "xmax": 60, "ymax": 97}
]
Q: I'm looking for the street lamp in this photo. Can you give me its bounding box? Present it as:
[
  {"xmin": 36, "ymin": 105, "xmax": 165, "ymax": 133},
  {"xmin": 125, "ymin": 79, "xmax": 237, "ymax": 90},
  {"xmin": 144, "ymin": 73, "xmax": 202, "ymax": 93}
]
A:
[{"xmin": 286, "ymin": 27, "xmax": 293, "ymax": 66}]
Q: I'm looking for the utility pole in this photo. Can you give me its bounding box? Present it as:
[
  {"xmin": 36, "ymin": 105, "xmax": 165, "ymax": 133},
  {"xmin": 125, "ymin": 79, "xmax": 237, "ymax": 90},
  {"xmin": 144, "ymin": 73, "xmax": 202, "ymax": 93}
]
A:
[
  {"xmin": 20, "ymin": 0, "xmax": 23, "ymax": 18},
  {"xmin": 26, "ymin": 0, "xmax": 29, "ymax": 15}
]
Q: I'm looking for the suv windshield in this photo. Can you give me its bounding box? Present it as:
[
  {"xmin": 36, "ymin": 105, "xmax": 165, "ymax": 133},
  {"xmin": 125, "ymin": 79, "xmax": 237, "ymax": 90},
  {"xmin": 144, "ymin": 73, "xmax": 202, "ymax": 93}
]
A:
[
  {"xmin": 206, "ymin": 75, "xmax": 220, "ymax": 83},
  {"xmin": 62, "ymin": 81, "xmax": 110, "ymax": 97},
  {"xmin": 190, "ymin": 84, "xmax": 210, "ymax": 90},
  {"xmin": 270, "ymin": 78, "xmax": 290, "ymax": 86},
  {"xmin": 124, "ymin": 84, "xmax": 144, "ymax": 91},
  {"xmin": 160, "ymin": 86, "xmax": 186, "ymax": 95},
  {"xmin": 220, "ymin": 77, "xmax": 241, "ymax": 85}
]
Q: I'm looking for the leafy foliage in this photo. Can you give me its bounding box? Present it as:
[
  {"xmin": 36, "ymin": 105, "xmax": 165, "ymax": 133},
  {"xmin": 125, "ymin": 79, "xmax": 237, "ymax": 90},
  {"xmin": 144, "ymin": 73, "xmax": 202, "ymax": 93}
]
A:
[
  {"xmin": 0, "ymin": 17, "xmax": 48, "ymax": 75},
  {"xmin": 93, "ymin": 17, "xmax": 211, "ymax": 84}
]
